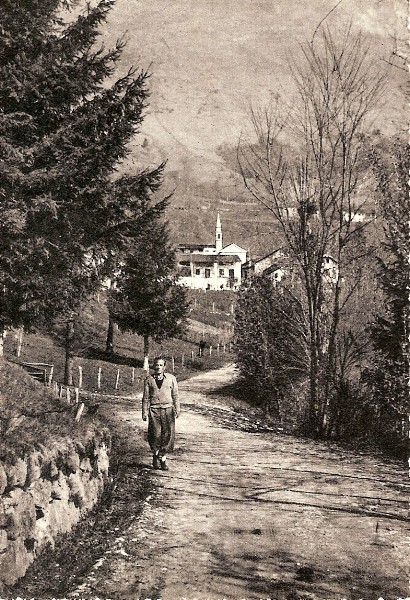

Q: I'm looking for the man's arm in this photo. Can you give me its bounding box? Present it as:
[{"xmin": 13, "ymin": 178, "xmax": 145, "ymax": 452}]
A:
[
  {"xmin": 171, "ymin": 376, "xmax": 180, "ymax": 418},
  {"xmin": 142, "ymin": 378, "xmax": 149, "ymax": 421}
]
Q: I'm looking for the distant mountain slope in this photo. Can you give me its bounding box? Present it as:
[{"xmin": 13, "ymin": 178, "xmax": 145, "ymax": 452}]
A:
[
  {"xmin": 106, "ymin": 0, "xmax": 405, "ymax": 171},
  {"xmin": 101, "ymin": 0, "xmax": 406, "ymax": 255}
]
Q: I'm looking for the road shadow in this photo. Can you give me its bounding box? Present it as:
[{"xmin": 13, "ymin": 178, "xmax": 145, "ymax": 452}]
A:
[
  {"xmin": 82, "ymin": 346, "xmax": 142, "ymax": 368},
  {"xmin": 209, "ymin": 545, "xmax": 406, "ymax": 600}
]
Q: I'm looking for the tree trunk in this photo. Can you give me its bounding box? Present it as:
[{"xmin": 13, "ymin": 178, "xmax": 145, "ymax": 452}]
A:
[
  {"xmin": 308, "ymin": 341, "xmax": 320, "ymax": 435},
  {"xmin": 0, "ymin": 329, "xmax": 7, "ymax": 358},
  {"xmin": 64, "ymin": 319, "xmax": 75, "ymax": 386},
  {"xmin": 322, "ymin": 280, "xmax": 342, "ymax": 434},
  {"xmin": 106, "ymin": 316, "xmax": 115, "ymax": 354},
  {"xmin": 143, "ymin": 334, "xmax": 150, "ymax": 371},
  {"xmin": 15, "ymin": 327, "xmax": 23, "ymax": 357}
]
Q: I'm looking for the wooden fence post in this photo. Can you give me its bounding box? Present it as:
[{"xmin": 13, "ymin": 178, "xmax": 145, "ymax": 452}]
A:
[
  {"xmin": 66, "ymin": 387, "xmax": 71, "ymax": 404},
  {"xmin": 191, "ymin": 350, "xmax": 194, "ymax": 360},
  {"xmin": 131, "ymin": 367, "xmax": 135, "ymax": 384},
  {"xmin": 75, "ymin": 388, "xmax": 79, "ymax": 404},
  {"xmin": 172, "ymin": 356, "xmax": 175, "ymax": 373},
  {"xmin": 223, "ymin": 344, "xmax": 226, "ymax": 353},
  {"xmin": 212, "ymin": 302, "xmax": 215, "ymax": 313},
  {"xmin": 217, "ymin": 344, "xmax": 220, "ymax": 355},
  {"xmin": 75, "ymin": 403, "xmax": 85, "ymax": 422},
  {"xmin": 115, "ymin": 368, "xmax": 120, "ymax": 390},
  {"xmin": 78, "ymin": 365, "xmax": 83, "ymax": 390},
  {"xmin": 209, "ymin": 345, "xmax": 213, "ymax": 356},
  {"xmin": 59, "ymin": 385, "xmax": 64, "ymax": 400},
  {"xmin": 97, "ymin": 367, "xmax": 101, "ymax": 390},
  {"xmin": 48, "ymin": 366, "xmax": 54, "ymax": 386}
]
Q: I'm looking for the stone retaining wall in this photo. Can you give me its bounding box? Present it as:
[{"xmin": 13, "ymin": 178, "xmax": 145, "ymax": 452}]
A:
[{"xmin": 0, "ymin": 432, "xmax": 111, "ymax": 592}]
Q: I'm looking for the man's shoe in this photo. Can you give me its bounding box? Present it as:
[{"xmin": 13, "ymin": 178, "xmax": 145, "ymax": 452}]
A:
[
  {"xmin": 160, "ymin": 458, "xmax": 169, "ymax": 471},
  {"xmin": 153, "ymin": 454, "xmax": 160, "ymax": 469}
]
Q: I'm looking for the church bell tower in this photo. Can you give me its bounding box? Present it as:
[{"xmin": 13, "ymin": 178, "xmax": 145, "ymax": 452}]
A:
[{"xmin": 215, "ymin": 213, "xmax": 223, "ymax": 253}]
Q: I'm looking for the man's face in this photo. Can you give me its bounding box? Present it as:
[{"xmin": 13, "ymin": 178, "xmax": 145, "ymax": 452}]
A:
[{"xmin": 154, "ymin": 360, "xmax": 165, "ymax": 375}]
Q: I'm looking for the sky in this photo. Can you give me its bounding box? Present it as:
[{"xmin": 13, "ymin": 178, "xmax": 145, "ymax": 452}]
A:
[{"xmin": 101, "ymin": 0, "xmax": 406, "ymax": 182}]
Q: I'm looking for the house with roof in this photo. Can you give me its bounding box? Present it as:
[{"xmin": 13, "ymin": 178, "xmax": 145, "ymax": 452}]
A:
[
  {"xmin": 242, "ymin": 249, "xmax": 339, "ymax": 286},
  {"xmin": 177, "ymin": 214, "xmax": 247, "ymax": 291},
  {"xmin": 242, "ymin": 248, "xmax": 286, "ymax": 285}
]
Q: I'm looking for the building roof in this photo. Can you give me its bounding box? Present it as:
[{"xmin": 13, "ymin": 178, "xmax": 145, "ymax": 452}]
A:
[
  {"xmin": 177, "ymin": 254, "xmax": 241, "ymax": 266},
  {"xmin": 220, "ymin": 243, "xmax": 247, "ymax": 253},
  {"xmin": 177, "ymin": 243, "xmax": 214, "ymax": 251}
]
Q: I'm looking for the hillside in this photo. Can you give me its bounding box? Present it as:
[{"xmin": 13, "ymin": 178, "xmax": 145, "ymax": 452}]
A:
[
  {"xmin": 3, "ymin": 290, "xmax": 235, "ymax": 397},
  {"xmin": 98, "ymin": 0, "xmax": 406, "ymax": 257}
]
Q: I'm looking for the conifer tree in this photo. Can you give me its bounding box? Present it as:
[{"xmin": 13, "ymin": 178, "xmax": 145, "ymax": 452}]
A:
[
  {"xmin": 0, "ymin": 1, "xmax": 165, "ymax": 380},
  {"xmin": 108, "ymin": 220, "xmax": 189, "ymax": 363},
  {"xmin": 369, "ymin": 140, "xmax": 409, "ymax": 414}
]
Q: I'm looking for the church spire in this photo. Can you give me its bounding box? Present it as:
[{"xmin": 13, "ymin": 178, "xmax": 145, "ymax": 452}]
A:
[{"xmin": 215, "ymin": 213, "xmax": 222, "ymax": 252}]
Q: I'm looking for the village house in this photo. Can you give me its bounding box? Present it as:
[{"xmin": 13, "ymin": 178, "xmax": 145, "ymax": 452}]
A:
[
  {"xmin": 242, "ymin": 248, "xmax": 286, "ymax": 285},
  {"xmin": 177, "ymin": 214, "xmax": 247, "ymax": 291},
  {"xmin": 242, "ymin": 249, "xmax": 339, "ymax": 286}
]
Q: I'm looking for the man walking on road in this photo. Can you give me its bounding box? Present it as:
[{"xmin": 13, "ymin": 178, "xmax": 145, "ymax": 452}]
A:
[{"xmin": 142, "ymin": 357, "xmax": 180, "ymax": 471}]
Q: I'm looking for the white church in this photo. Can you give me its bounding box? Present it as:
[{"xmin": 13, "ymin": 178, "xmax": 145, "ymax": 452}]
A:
[{"xmin": 176, "ymin": 214, "xmax": 247, "ymax": 291}]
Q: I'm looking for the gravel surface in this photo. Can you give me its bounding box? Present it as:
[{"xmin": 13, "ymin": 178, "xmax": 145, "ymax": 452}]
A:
[{"xmin": 12, "ymin": 365, "xmax": 409, "ymax": 600}]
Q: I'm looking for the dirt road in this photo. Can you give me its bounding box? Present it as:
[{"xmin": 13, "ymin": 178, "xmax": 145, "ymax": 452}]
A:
[{"xmin": 15, "ymin": 365, "xmax": 409, "ymax": 600}]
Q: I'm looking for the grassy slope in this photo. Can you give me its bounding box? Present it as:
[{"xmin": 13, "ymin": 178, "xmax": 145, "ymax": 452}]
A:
[
  {"xmin": 4, "ymin": 289, "xmax": 235, "ymax": 397},
  {"xmin": 0, "ymin": 360, "xmax": 107, "ymax": 463}
]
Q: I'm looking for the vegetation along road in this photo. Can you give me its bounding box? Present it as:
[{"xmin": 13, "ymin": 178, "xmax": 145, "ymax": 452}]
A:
[{"xmin": 14, "ymin": 365, "xmax": 408, "ymax": 600}]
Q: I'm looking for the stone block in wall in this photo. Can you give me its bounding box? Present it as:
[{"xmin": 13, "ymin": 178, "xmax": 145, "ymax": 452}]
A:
[
  {"xmin": 0, "ymin": 537, "xmax": 32, "ymax": 586},
  {"xmin": 3, "ymin": 489, "xmax": 36, "ymax": 541},
  {"xmin": 0, "ymin": 463, "xmax": 7, "ymax": 495},
  {"xmin": 42, "ymin": 458, "xmax": 59, "ymax": 481},
  {"xmin": 65, "ymin": 449, "xmax": 80, "ymax": 474},
  {"xmin": 48, "ymin": 495, "xmax": 79, "ymax": 535},
  {"xmin": 51, "ymin": 472, "xmax": 70, "ymax": 505},
  {"xmin": 79, "ymin": 457, "xmax": 92, "ymax": 473},
  {"xmin": 27, "ymin": 478, "xmax": 52, "ymax": 511},
  {"xmin": 81, "ymin": 473, "xmax": 104, "ymax": 512},
  {"xmin": 0, "ymin": 528, "xmax": 7, "ymax": 553},
  {"xmin": 95, "ymin": 444, "xmax": 109, "ymax": 476},
  {"xmin": 7, "ymin": 458, "xmax": 27, "ymax": 488},
  {"xmin": 34, "ymin": 516, "xmax": 54, "ymax": 551},
  {"xmin": 25, "ymin": 451, "xmax": 42, "ymax": 487},
  {"xmin": 67, "ymin": 471, "xmax": 86, "ymax": 509},
  {"xmin": 0, "ymin": 432, "xmax": 111, "ymax": 588}
]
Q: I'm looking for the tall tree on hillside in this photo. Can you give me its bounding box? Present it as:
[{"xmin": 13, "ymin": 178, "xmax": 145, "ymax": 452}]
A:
[
  {"xmin": 368, "ymin": 140, "xmax": 409, "ymax": 413},
  {"xmin": 0, "ymin": 0, "xmax": 166, "ymax": 381},
  {"xmin": 108, "ymin": 221, "xmax": 189, "ymax": 364},
  {"xmin": 238, "ymin": 28, "xmax": 385, "ymax": 434}
]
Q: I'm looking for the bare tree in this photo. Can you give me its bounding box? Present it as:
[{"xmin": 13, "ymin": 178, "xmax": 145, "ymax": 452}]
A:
[{"xmin": 238, "ymin": 28, "xmax": 386, "ymax": 435}]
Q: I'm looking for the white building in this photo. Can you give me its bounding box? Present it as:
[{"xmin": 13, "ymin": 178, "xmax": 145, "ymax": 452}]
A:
[{"xmin": 177, "ymin": 214, "xmax": 247, "ymax": 291}]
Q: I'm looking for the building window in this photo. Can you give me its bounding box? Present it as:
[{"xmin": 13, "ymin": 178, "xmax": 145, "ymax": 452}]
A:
[
  {"xmin": 195, "ymin": 269, "xmax": 201, "ymax": 276},
  {"xmin": 205, "ymin": 268, "xmax": 211, "ymax": 278},
  {"xmin": 219, "ymin": 268, "xmax": 224, "ymax": 276},
  {"xmin": 229, "ymin": 269, "xmax": 235, "ymax": 280}
]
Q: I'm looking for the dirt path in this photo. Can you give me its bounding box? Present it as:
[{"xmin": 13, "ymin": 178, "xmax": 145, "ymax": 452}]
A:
[{"xmin": 15, "ymin": 365, "xmax": 409, "ymax": 600}]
